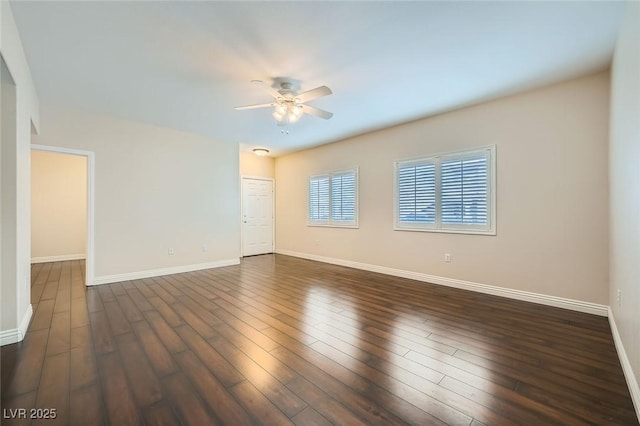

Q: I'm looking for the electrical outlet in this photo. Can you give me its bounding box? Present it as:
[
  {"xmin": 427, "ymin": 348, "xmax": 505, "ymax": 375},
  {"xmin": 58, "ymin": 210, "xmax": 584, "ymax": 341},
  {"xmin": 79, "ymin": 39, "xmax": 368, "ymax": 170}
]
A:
[
  {"xmin": 168, "ymin": 248, "xmax": 175, "ymax": 255},
  {"xmin": 315, "ymin": 240, "xmax": 320, "ymax": 246},
  {"xmin": 617, "ymin": 289, "xmax": 622, "ymax": 307},
  {"xmin": 444, "ymin": 253, "xmax": 451, "ymax": 263},
  {"xmin": 202, "ymin": 244, "xmax": 208, "ymax": 252}
]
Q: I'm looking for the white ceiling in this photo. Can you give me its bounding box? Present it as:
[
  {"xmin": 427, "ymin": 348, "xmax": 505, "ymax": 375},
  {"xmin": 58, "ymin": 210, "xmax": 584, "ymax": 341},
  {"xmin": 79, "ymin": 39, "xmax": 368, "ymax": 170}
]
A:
[{"xmin": 10, "ymin": 1, "xmax": 624, "ymax": 156}]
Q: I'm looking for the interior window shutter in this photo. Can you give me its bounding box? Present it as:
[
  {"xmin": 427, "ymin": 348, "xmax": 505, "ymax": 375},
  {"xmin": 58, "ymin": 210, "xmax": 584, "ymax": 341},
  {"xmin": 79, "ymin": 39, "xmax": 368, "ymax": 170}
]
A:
[
  {"xmin": 331, "ymin": 171, "xmax": 356, "ymax": 222},
  {"xmin": 309, "ymin": 176, "xmax": 330, "ymax": 222},
  {"xmin": 397, "ymin": 162, "xmax": 436, "ymax": 224},
  {"xmin": 441, "ymin": 154, "xmax": 488, "ymax": 225}
]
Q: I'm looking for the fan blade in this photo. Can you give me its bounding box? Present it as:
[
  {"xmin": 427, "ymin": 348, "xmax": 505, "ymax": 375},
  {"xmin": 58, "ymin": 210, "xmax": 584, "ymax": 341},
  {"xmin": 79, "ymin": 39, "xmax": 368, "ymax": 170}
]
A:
[
  {"xmin": 303, "ymin": 105, "xmax": 333, "ymax": 120},
  {"xmin": 234, "ymin": 102, "xmax": 275, "ymax": 110},
  {"xmin": 252, "ymin": 80, "xmax": 283, "ymax": 99},
  {"xmin": 295, "ymin": 85, "xmax": 332, "ymax": 103}
]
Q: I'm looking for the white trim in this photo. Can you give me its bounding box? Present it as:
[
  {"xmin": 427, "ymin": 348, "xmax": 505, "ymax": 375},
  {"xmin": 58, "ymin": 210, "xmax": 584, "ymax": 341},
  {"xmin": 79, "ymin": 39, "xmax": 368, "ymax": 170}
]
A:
[
  {"xmin": 31, "ymin": 144, "xmax": 90, "ymax": 157},
  {"xmin": 275, "ymin": 249, "xmax": 608, "ymax": 317},
  {"xmin": 31, "ymin": 144, "xmax": 95, "ymax": 286},
  {"xmin": 609, "ymin": 307, "xmax": 640, "ymax": 421},
  {"xmin": 31, "ymin": 253, "xmax": 86, "ymax": 263},
  {"xmin": 241, "ymin": 175, "xmax": 275, "ymax": 181},
  {"xmin": 91, "ymin": 258, "xmax": 240, "ymax": 286},
  {"xmin": 241, "ymin": 176, "xmax": 276, "ymax": 257},
  {"xmin": 0, "ymin": 304, "xmax": 33, "ymax": 346}
]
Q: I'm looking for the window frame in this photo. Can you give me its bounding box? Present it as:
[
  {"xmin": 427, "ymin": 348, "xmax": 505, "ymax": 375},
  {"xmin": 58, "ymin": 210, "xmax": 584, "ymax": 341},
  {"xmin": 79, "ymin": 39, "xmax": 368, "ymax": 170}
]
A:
[
  {"xmin": 394, "ymin": 146, "xmax": 496, "ymax": 235},
  {"xmin": 308, "ymin": 168, "xmax": 359, "ymax": 228}
]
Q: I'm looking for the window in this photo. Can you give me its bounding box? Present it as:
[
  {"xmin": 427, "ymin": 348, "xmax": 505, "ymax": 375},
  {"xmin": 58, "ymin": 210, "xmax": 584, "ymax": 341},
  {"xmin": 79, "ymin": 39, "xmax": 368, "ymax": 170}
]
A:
[
  {"xmin": 308, "ymin": 169, "xmax": 358, "ymax": 227},
  {"xmin": 395, "ymin": 146, "xmax": 495, "ymax": 234}
]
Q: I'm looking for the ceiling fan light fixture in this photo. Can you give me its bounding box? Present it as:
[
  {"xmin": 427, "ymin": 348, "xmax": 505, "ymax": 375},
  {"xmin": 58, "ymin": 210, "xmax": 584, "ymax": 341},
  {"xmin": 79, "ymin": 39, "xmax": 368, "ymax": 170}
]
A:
[
  {"xmin": 272, "ymin": 102, "xmax": 304, "ymax": 124},
  {"xmin": 272, "ymin": 110, "xmax": 284, "ymax": 121},
  {"xmin": 252, "ymin": 148, "xmax": 270, "ymax": 157},
  {"xmin": 236, "ymin": 80, "xmax": 333, "ymax": 125},
  {"xmin": 275, "ymin": 103, "xmax": 287, "ymax": 116},
  {"xmin": 291, "ymin": 105, "xmax": 303, "ymax": 117},
  {"xmin": 288, "ymin": 106, "xmax": 302, "ymax": 123}
]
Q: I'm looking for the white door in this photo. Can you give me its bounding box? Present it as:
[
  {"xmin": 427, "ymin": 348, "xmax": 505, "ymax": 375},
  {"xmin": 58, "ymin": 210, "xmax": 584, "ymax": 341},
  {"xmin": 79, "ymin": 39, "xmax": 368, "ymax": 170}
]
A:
[{"xmin": 242, "ymin": 178, "xmax": 274, "ymax": 256}]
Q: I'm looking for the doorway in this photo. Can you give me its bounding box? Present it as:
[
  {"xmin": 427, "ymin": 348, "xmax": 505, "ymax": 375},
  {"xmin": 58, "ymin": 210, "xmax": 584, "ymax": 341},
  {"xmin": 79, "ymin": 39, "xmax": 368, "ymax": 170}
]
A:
[
  {"xmin": 31, "ymin": 145, "xmax": 95, "ymax": 285},
  {"xmin": 241, "ymin": 177, "xmax": 274, "ymax": 257}
]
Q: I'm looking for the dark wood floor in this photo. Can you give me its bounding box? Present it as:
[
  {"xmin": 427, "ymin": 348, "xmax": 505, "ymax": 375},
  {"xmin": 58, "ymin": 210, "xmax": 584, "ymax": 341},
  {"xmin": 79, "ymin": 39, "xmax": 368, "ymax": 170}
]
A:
[{"xmin": 1, "ymin": 255, "xmax": 637, "ymax": 425}]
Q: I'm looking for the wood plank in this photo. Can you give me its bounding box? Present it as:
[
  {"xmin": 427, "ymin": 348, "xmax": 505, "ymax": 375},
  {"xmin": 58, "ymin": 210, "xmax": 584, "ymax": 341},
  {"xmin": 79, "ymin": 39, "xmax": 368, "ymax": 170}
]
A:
[
  {"xmin": 103, "ymin": 300, "xmax": 131, "ymax": 335},
  {"xmin": 148, "ymin": 278, "xmax": 179, "ymax": 304},
  {"xmin": 131, "ymin": 320, "xmax": 177, "ymax": 377},
  {"xmin": 162, "ymin": 373, "xmax": 219, "ymax": 425},
  {"xmin": 70, "ymin": 324, "xmax": 92, "ymax": 349},
  {"xmin": 175, "ymin": 350, "xmax": 254, "ymax": 425},
  {"xmin": 2, "ymin": 329, "xmax": 49, "ymax": 396},
  {"xmin": 126, "ymin": 287, "xmax": 155, "ymax": 311},
  {"xmin": 173, "ymin": 300, "xmax": 217, "ymax": 339},
  {"xmin": 89, "ymin": 311, "xmax": 115, "ymax": 354},
  {"xmin": 143, "ymin": 310, "xmax": 187, "ymax": 354},
  {"xmin": 109, "ymin": 282, "xmax": 127, "ymax": 297},
  {"xmin": 29, "ymin": 299, "xmax": 55, "ymax": 331},
  {"xmin": 45, "ymin": 311, "xmax": 71, "ymax": 356},
  {"xmin": 70, "ymin": 342, "xmax": 98, "ymax": 390},
  {"xmin": 116, "ymin": 332, "xmax": 163, "ymax": 406},
  {"xmin": 207, "ymin": 334, "xmax": 306, "ymax": 417},
  {"xmin": 175, "ymin": 324, "xmax": 244, "ymax": 387},
  {"xmin": 115, "ymin": 293, "xmax": 145, "ymax": 323},
  {"xmin": 230, "ymin": 380, "xmax": 294, "ymax": 425},
  {"xmin": 40, "ymin": 280, "xmax": 59, "ymax": 301},
  {"xmin": 32, "ymin": 352, "xmax": 70, "ymax": 426},
  {"xmin": 86, "ymin": 288, "xmax": 104, "ymax": 313},
  {"xmin": 292, "ymin": 406, "xmax": 333, "ymax": 426},
  {"xmin": 53, "ymin": 266, "xmax": 71, "ymax": 313},
  {"xmin": 69, "ymin": 383, "xmax": 105, "ymax": 426},
  {"xmin": 70, "ymin": 293, "xmax": 90, "ymax": 328},
  {"xmin": 148, "ymin": 296, "xmax": 183, "ymax": 327},
  {"xmin": 143, "ymin": 401, "xmax": 182, "ymax": 426},
  {"xmin": 97, "ymin": 352, "xmax": 142, "ymax": 425},
  {"xmin": 214, "ymin": 323, "xmax": 296, "ymax": 384},
  {"xmin": 286, "ymin": 376, "xmax": 368, "ymax": 426}
]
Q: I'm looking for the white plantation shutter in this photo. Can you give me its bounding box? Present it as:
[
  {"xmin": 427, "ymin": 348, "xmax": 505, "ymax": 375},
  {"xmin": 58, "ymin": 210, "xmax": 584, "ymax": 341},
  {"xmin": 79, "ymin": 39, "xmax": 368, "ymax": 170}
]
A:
[
  {"xmin": 309, "ymin": 169, "xmax": 358, "ymax": 227},
  {"xmin": 441, "ymin": 153, "xmax": 488, "ymax": 226},
  {"xmin": 309, "ymin": 176, "xmax": 330, "ymax": 222},
  {"xmin": 395, "ymin": 146, "xmax": 495, "ymax": 234},
  {"xmin": 331, "ymin": 172, "xmax": 357, "ymax": 223},
  {"xmin": 397, "ymin": 161, "xmax": 436, "ymax": 226}
]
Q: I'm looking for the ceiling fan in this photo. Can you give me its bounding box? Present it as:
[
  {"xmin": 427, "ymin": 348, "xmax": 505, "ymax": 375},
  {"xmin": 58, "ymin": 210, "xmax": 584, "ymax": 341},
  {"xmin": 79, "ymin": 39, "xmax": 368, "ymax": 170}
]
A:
[{"xmin": 235, "ymin": 80, "xmax": 333, "ymax": 125}]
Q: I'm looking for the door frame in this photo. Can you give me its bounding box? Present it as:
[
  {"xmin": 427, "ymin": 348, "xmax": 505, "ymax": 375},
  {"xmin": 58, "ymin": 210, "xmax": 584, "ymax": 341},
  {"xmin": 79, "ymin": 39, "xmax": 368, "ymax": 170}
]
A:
[
  {"xmin": 240, "ymin": 176, "xmax": 275, "ymax": 257},
  {"xmin": 31, "ymin": 144, "xmax": 95, "ymax": 286}
]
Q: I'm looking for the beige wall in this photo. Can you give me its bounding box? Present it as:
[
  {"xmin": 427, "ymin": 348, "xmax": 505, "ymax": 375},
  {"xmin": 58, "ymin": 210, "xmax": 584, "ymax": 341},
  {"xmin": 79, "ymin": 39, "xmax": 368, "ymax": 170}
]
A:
[
  {"xmin": 31, "ymin": 150, "xmax": 87, "ymax": 260},
  {"xmin": 1, "ymin": 1, "xmax": 40, "ymax": 344},
  {"xmin": 276, "ymin": 72, "xmax": 610, "ymax": 305},
  {"xmin": 609, "ymin": 1, "xmax": 640, "ymax": 412},
  {"xmin": 34, "ymin": 104, "xmax": 240, "ymax": 282},
  {"xmin": 240, "ymin": 150, "xmax": 275, "ymax": 179}
]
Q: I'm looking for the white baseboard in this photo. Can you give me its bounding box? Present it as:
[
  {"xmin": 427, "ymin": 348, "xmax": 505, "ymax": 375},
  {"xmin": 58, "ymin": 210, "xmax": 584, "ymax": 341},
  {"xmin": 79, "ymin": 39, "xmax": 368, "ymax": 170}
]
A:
[
  {"xmin": 609, "ymin": 308, "xmax": 640, "ymax": 421},
  {"xmin": 0, "ymin": 304, "xmax": 33, "ymax": 346},
  {"xmin": 275, "ymin": 249, "xmax": 609, "ymax": 317},
  {"xmin": 31, "ymin": 253, "xmax": 86, "ymax": 263},
  {"xmin": 90, "ymin": 258, "xmax": 240, "ymax": 286}
]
